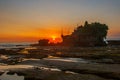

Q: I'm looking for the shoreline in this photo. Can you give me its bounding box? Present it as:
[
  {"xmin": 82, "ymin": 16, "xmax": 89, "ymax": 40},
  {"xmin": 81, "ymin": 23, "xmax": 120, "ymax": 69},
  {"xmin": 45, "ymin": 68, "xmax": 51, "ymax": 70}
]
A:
[
  {"xmin": 0, "ymin": 59, "xmax": 120, "ymax": 80},
  {"xmin": 0, "ymin": 46, "xmax": 120, "ymax": 80}
]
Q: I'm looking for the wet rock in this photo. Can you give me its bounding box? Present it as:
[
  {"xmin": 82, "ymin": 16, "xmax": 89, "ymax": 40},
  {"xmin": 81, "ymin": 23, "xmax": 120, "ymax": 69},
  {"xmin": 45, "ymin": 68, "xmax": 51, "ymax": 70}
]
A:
[
  {"xmin": 44, "ymin": 72, "xmax": 112, "ymax": 80},
  {"xmin": 24, "ymin": 77, "xmax": 42, "ymax": 80},
  {"xmin": 0, "ymin": 71, "xmax": 4, "ymax": 75},
  {"xmin": 17, "ymin": 72, "xmax": 26, "ymax": 76},
  {"xmin": 7, "ymin": 71, "xmax": 15, "ymax": 75},
  {"xmin": 96, "ymin": 59, "xmax": 114, "ymax": 64},
  {"xmin": 63, "ymin": 69, "xmax": 120, "ymax": 80}
]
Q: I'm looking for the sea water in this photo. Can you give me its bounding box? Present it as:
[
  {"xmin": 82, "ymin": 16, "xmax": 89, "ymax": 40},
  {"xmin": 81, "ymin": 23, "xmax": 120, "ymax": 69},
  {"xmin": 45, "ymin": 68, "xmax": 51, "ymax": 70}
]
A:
[{"xmin": 0, "ymin": 42, "xmax": 34, "ymax": 49}]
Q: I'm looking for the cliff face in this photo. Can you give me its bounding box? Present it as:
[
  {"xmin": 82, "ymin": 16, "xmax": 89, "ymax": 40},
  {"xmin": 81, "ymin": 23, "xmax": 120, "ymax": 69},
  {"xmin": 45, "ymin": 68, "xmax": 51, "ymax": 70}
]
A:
[{"xmin": 62, "ymin": 21, "xmax": 108, "ymax": 47}]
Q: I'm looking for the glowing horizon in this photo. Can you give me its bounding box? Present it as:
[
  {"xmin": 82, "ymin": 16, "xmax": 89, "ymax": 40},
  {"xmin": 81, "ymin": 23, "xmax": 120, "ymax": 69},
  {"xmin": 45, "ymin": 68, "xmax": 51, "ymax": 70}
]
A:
[{"xmin": 0, "ymin": 0, "xmax": 120, "ymax": 42}]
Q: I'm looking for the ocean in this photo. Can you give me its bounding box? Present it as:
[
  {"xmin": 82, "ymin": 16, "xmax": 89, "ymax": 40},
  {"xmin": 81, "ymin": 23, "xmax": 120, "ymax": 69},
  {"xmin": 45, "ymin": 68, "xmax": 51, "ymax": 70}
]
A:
[{"xmin": 0, "ymin": 42, "xmax": 35, "ymax": 49}]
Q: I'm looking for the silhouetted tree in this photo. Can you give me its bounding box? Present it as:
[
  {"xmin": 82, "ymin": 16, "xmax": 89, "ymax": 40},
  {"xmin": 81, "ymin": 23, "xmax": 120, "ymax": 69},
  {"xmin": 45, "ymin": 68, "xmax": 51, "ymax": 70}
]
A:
[
  {"xmin": 63, "ymin": 21, "xmax": 109, "ymax": 46},
  {"xmin": 84, "ymin": 21, "xmax": 89, "ymax": 27},
  {"xmin": 89, "ymin": 22, "xmax": 108, "ymax": 46}
]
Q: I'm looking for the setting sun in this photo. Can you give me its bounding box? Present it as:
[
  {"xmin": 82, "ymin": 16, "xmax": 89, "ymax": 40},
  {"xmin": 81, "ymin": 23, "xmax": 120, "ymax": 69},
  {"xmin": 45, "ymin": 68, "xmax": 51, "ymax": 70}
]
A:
[
  {"xmin": 49, "ymin": 35, "xmax": 62, "ymax": 43},
  {"xmin": 52, "ymin": 36, "xmax": 56, "ymax": 41}
]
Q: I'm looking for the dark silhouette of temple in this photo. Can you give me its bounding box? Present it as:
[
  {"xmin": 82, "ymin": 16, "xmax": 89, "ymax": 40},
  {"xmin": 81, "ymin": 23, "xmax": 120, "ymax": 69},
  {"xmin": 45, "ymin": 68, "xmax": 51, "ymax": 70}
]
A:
[
  {"xmin": 34, "ymin": 21, "xmax": 109, "ymax": 47},
  {"xmin": 38, "ymin": 39, "xmax": 49, "ymax": 46},
  {"xmin": 61, "ymin": 21, "xmax": 108, "ymax": 47}
]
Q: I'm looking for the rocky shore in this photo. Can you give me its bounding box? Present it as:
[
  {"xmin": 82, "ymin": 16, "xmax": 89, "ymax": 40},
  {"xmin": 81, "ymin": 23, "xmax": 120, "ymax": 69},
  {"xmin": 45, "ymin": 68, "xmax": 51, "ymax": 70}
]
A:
[
  {"xmin": 0, "ymin": 58, "xmax": 120, "ymax": 80},
  {"xmin": 0, "ymin": 46, "xmax": 120, "ymax": 80}
]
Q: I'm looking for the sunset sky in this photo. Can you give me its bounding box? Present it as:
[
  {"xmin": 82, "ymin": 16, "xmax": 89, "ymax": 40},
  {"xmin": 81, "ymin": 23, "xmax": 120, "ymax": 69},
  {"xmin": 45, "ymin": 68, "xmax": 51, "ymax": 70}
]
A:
[{"xmin": 0, "ymin": 0, "xmax": 120, "ymax": 42}]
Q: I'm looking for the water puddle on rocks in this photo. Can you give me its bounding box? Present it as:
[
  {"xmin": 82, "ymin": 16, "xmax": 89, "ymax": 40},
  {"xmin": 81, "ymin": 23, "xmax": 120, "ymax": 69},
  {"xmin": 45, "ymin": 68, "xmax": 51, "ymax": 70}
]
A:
[
  {"xmin": 44, "ymin": 55, "xmax": 89, "ymax": 63},
  {"xmin": 0, "ymin": 72, "xmax": 24, "ymax": 80},
  {"xmin": 33, "ymin": 66, "xmax": 61, "ymax": 71}
]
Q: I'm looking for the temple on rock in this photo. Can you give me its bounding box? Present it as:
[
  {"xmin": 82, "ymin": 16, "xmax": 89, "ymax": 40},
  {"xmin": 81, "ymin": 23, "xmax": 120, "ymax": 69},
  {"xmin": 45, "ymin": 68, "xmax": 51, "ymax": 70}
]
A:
[{"xmin": 61, "ymin": 21, "xmax": 108, "ymax": 47}]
